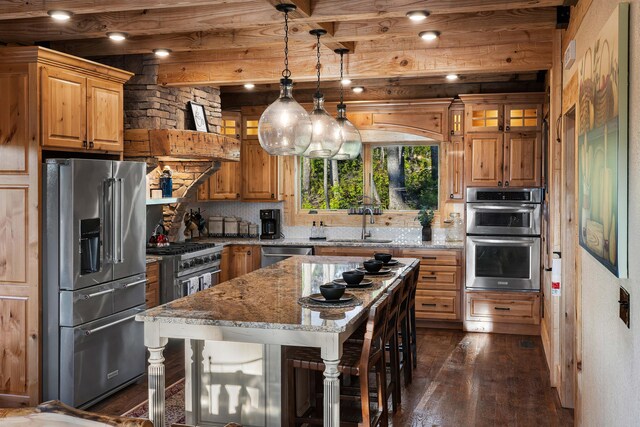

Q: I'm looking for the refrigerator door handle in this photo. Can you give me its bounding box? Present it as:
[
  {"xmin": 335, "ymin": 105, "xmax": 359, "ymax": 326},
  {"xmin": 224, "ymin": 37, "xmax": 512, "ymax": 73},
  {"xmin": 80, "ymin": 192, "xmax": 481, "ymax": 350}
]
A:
[
  {"xmin": 103, "ymin": 178, "xmax": 115, "ymax": 263},
  {"xmin": 114, "ymin": 178, "xmax": 124, "ymax": 264}
]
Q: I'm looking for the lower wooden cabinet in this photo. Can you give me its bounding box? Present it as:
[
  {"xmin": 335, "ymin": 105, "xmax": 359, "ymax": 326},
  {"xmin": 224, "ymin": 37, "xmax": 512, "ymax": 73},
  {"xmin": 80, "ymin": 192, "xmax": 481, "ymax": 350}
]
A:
[
  {"xmin": 465, "ymin": 291, "xmax": 541, "ymax": 325},
  {"xmin": 219, "ymin": 246, "xmax": 231, "ymax": 283},
  {"xmin": 145, "ymin": 261, "xmax": 160, "ymax": 309},
  {"xmin": 229, "ymin": 245, "xmax": 261, "ymax": 279},
  {"xmin": 415, "ymin": 290, "xmax": 460, "ymax": 320}
]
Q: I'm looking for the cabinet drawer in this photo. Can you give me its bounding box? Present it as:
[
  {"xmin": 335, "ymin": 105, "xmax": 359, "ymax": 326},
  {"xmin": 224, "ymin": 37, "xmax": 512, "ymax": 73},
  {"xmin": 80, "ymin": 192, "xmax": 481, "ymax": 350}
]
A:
[
  {"xmin": 417, "ymin": 266, "xmax": 460, "ymax": 291},
  {"xmin": 415, "ymin": 290, "xmax": 460, "ymax": 321},
  {"xmin": 145, "ymin": 287, "xmax": 159, "ymax": 309},
  {"xmin": 400, "ymin": 249, "xmax": 461, "ymax": 266},
  {"xmin": 465, "ymin": 292, "xmax": 540, "ymax": 325}
]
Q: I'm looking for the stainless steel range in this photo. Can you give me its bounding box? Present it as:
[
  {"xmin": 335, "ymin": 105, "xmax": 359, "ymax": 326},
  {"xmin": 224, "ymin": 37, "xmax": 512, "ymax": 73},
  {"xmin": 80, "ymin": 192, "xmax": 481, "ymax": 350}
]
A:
[
  {"xmin": 466, "ymin": 187, "xmax": 543, "ymax": 292},
  {"xmin": 147, "ymin": 242, "xmax": 223, "ymax": 303}
]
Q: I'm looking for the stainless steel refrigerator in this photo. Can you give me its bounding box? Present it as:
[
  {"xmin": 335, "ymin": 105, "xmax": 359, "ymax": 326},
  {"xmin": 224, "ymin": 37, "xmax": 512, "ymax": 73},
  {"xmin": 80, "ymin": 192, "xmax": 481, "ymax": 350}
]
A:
[{"xmin": 43, "ymin": 159, "xmax": 147, "ymax": 408}]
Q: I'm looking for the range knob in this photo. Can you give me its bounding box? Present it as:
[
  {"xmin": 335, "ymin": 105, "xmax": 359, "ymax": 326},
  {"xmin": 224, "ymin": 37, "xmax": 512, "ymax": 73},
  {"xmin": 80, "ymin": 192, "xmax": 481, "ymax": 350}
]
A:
[
  {"xmin": 181, "ymin": 261, "xmax": 190, "ymax": 269},
  {"xmin": 195, "ymin": 258, "xmax": 204, "ymax": 265},
  {"xmin": 215, "ymin": 253, "xmax": 222, "ymax": 260},
  {"xmin": 202, "ymin": 256, "xmax": 212, "ymax": 263}
]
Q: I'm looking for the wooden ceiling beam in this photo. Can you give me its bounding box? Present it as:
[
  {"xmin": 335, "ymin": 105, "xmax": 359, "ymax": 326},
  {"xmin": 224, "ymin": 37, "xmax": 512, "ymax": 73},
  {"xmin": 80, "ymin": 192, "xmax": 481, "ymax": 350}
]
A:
[
  {"xmin": 51, "ymin": 24, "xmax": 552, "ymax": 57},
  {"xmin": 156, "ymin": 41, "xmax": 552, "ymax": 86},
  {"xmin": 0, "ymin": 3, "xmax": 556, "ymax": 44},
  {"xmin": 0, "ymin": 0, "xmax": 235, "ymax": 20}
]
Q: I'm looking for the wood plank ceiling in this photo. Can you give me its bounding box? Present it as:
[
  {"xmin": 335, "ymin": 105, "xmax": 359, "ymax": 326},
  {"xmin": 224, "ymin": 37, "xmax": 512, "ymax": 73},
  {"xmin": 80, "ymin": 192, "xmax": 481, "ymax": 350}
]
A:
[{"xmin": 0, "ymin": 0, "xmax": 563, "ymax": 87}]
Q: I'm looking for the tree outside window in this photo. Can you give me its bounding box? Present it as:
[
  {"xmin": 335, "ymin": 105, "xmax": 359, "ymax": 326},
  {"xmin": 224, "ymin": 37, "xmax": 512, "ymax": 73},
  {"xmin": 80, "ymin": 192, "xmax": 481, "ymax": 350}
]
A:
[{"xmin": 300, "ymin": 144, "xmax": 439, "ymax": 211}]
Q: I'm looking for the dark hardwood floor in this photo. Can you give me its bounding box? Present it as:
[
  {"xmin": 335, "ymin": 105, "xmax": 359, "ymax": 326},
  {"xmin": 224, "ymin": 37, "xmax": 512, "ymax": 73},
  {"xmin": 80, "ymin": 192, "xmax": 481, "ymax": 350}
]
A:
[{"xmin": 90, "ymin": 330, "xmax": 573, "ymax": 426}]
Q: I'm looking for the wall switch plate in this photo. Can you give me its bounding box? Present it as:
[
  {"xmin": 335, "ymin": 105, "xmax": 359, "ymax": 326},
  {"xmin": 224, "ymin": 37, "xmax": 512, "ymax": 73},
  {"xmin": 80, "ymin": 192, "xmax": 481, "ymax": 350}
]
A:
[{"xmin": 619, "ymin": 286, "xmax": 630, "ymax": 328}]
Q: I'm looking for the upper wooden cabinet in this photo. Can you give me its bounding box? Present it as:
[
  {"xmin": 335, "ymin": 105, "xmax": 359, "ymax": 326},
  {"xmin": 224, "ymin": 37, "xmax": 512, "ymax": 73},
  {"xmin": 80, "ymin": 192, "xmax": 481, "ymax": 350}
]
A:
[
  {"xmin": 445, "ymin": 137, "xmax": 465, "ymax": 199},
  {"xmin": 460, "ymin": 93, "xmax": 544, "ymax": 188},
  {"xmin": 242, "ymin": 139, "xmax": 278, "ymax": 201},
  {"xmin": 41, "ymin": 64, "xmax": 127, "ymax": 152}
]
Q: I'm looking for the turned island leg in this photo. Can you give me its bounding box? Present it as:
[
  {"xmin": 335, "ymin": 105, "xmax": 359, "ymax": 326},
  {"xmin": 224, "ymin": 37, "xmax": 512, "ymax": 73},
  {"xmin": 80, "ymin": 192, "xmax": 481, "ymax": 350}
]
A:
[
  {"xmin": 322, "ymin": 358, "xmax": 340, "ymax": 427},
  {"xmin": 145, "ymin": 327, "xmax": 169, "ymax": 427}
]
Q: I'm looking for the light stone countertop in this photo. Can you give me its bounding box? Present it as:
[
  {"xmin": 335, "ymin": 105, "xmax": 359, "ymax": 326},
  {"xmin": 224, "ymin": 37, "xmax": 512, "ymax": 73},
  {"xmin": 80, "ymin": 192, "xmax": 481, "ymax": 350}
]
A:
[
  {"xmin": 194, "ymin": 236, "xmax": 464, "ymax": 250},
  {"xmin": 137, "ymin": 255, "xmax": 419, "ymax": 333}
]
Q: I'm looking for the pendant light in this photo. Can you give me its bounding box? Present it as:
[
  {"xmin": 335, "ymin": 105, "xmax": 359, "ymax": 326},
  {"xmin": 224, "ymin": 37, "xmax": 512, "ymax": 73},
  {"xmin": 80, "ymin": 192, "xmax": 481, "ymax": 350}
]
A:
[
  {"xmin": 257, "ymin": 4, "xmax": 312, "ymax": 156},
  {"xmin": 302, "ymin": 29, "xmax": 344, "ymax": 158},
  {"xmin": 332, "ymin": 48, "xmax": 362, "ymax": 160}
]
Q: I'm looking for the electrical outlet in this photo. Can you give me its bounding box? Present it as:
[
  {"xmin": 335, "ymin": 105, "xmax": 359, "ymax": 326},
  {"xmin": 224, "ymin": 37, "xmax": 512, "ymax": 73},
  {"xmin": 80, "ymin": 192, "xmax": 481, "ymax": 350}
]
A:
[{"xmin": 619, "ymin": 286, "xmax": 630, "ymax": 328}]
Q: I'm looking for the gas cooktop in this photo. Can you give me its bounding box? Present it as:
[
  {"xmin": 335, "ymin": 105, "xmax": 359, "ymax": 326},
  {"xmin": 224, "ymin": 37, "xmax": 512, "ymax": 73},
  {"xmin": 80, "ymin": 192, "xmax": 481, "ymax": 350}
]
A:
[{"xmin": 146, "ymin": 242, "xmax": 218, "ymax": 256}]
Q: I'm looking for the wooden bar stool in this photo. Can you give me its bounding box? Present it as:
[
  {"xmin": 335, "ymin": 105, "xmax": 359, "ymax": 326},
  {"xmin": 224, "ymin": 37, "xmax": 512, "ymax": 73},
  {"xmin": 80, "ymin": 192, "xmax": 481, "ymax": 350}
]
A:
[
  {"xmin": 396, "ymin": 273, "xmax": 413, "ymax": 386},
  {"xmin": 383, "ymin": 279, "xmax": 404, "ymax": 413},
  {"xmin": 407, "ymin": 266, "xmax": 420, "ymax": 369},
  {"xmin": 285, "ymin": 293, "xmax": 390, "ymax": 427}
]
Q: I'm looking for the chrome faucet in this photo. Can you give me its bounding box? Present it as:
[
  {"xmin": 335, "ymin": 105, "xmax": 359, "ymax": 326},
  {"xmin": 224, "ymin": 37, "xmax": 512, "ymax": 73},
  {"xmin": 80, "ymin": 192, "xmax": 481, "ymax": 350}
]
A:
[{"xmin": 361, "ymin": 207, "xmax": 375, "ymax": 240}]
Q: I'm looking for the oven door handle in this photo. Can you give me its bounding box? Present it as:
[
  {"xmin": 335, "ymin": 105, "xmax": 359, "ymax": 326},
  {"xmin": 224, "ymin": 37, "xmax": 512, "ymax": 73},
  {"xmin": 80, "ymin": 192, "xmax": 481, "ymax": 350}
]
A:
[
  {"xmin": 470, "ymin": 205, "xmax": 537, "ymax": 212},
  {"xmin": 470, "ymin": 238, "xmax": 537, "ymax": 245}
]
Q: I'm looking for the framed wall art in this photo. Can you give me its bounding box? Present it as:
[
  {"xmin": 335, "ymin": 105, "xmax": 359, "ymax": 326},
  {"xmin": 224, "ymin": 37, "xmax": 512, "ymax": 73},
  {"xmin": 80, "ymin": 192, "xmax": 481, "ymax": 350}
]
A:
[
  {"xmin": 577, "ymin": 3, "xmax": 629, "ymax": 278},
  {"xmin": 188, "ymin": 101, "xmax": 209, "ymax": 132}
]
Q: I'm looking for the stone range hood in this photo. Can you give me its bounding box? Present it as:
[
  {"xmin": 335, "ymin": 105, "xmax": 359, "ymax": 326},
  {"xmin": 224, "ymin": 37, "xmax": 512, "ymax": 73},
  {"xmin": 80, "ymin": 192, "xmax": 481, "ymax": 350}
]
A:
[{"xmin": 124, "ymin": 128, "xmax": 240, "ymax": 240}]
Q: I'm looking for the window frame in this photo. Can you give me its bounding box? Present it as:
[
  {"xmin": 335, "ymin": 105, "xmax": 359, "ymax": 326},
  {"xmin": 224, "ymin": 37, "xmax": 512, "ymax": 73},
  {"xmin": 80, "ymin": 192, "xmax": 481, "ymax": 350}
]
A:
[{"xmin": 293, "ymin": 141, "xmax": 443, "ymax": 226}]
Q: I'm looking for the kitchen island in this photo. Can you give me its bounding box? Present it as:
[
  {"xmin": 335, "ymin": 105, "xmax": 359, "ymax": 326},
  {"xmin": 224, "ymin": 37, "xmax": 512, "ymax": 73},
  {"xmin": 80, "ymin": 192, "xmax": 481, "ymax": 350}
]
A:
[{"xmin": 136, "ymin": 255, "xmax": 419, "ymax": 427}]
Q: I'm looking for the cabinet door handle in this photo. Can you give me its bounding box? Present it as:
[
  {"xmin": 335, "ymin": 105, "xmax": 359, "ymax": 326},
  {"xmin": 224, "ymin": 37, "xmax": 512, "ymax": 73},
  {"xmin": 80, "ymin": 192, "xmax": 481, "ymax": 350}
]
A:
[
  {"xmin": 247, "ymin": 251, "xmax": 251, "ymax": 255},
  {"xmin": 498, "ymin": 181, "xmax": 503, "ymax": 187},
  {"xmin": 89, "ymin": 141, "xmax": 94, "ymax": 149},
  {"xmin": 421, "ymin": 276, "xmax": 437, "ymax": 280},
  {"xmin": 421, "ymin": 303, "xmax": 437, "ymax": 307},
  {"xmin": 494, "ymin": 307, "xmax": 511, "ymax": 311},
  {"xmin": 450, "ymin": 129, "xmax": 454, "ymax": 135},
  {"xmin": 82, "ymin": 140, "xmax": 88, "ymax": 148},
  {"xmin": 450, "ymin": 193, "xmax": 454, "ymax": 199},
  {"xmin": 505, "ymin": 180, "xmax": 510, "ymax": 187},
  {"xmin": 498, "ymin": 125, "xmax": 504, "ymax": 131},
  {"xmin": 236, "ymin": 193, "xmax": 240, "ymax": 198},
  {"xmin": 505, "ymin": 125, "xmax": 511, "ymax": 131},
  {"xmin": 271, "ymin": 193, "xmax": 275, "ymax": 199},
  {"xmin": 421, "ymin": 256, "xmax": 437, "ymax": 260}
]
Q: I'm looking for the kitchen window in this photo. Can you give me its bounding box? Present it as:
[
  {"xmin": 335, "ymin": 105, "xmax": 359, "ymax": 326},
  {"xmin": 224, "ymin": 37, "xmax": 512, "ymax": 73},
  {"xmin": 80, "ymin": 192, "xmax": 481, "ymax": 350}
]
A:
[{"xmin": 299, "ymin": 143, "xmax": 439, "ymax": 211}]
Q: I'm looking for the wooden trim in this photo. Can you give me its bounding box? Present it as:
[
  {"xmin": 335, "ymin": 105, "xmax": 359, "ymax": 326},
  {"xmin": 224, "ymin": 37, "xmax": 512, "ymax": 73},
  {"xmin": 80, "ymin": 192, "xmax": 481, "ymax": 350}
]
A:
[
  {"xmin": 123, "ymin": 129, "xmax": 240, "ymax": 161},
  {"xmin": 463, "ymin": 320, "xmax": 540, "ymax": 335}
]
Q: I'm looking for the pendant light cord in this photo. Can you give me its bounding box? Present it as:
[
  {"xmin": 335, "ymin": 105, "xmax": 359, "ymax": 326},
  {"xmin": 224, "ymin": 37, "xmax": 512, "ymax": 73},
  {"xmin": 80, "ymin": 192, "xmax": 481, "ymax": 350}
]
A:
[
  {"xmin": 339, "ymin": 50, "xmax": 345, "ymax": 105},
  {"xmin": 282, "ymin": 9, "xmax": 291, "ymax": 79},
  {"xmin": 315, "ymin": 32, "xmax": 322, "ymax": 96}
]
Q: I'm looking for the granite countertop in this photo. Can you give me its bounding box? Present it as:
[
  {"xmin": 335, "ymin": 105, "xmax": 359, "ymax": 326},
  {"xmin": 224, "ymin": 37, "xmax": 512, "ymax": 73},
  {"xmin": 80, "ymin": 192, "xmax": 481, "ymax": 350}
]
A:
[
  {"xmin": 146, "ymin": 255, "xmax": 162, "ymax": 264},
  {"xmin": 197, "ymin": 236, "xmax": 463, "ymax": 250},
  {"xmin": 137, "ymin": 255, "xmax": 418, "ymax": 333}
]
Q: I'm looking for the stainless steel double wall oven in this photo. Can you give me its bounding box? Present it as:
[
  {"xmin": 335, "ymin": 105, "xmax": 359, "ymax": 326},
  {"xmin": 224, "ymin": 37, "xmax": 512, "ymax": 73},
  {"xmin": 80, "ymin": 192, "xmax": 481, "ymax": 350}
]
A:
[{"xmin": 465, "ymin": 187, "xmax": 543, "ymax": 292}]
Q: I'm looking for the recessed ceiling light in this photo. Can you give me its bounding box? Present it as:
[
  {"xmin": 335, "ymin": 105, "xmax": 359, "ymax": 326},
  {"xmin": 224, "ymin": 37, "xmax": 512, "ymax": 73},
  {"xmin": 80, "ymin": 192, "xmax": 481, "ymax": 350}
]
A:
[
  {"xmin": 244, "ymin": 83, "xmax": 255, "ymax": 89},
  {"xmin": 107, "ymin": 32, "xmax": 128, "ymax": 42},
  {"xmin": 153, "ymin": 48, "xmax": 172, "ymax": 57},
  {"xmin": 340, "ymin": 78, "xmax": 352, "ymax": 85},
  {"xmin": 47, "ymin": 10, "xmax": 73, "ymax": 21},
  {"xmin": 352, "ymin": 86, "xmax": 364, "ymax": 94},
  {"xmin": 406, "ymin": 10, "xmax": 429, "ymax": 21},
  {"xmin": 446, "ymin": 74, "xmax": 459, "ymax": 81},
  {"xmin": 419, "ymin": 31, "xmax": 440, "ymax": 41}
]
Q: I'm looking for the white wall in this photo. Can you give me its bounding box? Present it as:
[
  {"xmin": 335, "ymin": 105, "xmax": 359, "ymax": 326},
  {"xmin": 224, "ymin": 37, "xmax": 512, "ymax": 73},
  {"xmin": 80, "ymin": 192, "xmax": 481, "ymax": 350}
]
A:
[{"xmin": 563, "ymin": 0, "xmax": 640, "ymax": 425}]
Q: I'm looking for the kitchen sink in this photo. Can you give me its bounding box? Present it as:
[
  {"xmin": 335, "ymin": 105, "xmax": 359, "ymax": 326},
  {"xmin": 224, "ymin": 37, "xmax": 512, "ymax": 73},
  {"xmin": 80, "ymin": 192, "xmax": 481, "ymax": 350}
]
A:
[{"xmin": 327, "ymin": 239, "xmax": 393, "ymax": 244}]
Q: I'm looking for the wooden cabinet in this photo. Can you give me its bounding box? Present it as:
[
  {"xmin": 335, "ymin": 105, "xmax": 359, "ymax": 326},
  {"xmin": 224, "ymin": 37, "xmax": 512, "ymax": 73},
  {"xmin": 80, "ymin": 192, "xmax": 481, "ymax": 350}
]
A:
[
  {"xmin": 198, "ymin": 160, "xmax": 241, "ymax": 201},
  {"xmin": 465, "ymin": 291, "xmax": 541, "ymax": 325},
  {"xmin": 445, "ymin": 137, "xmax": 464, "ymax": 200},
  {"xmin": 0, "ymin": 47, "xmax": 131, "ymax": 407},
  {"xmin": 503, "ymin": 132, "xmax": 542, "ymax": 187},
  {"xmin": 229, "ymin": 245, "xmax": 261, "ymax": 279},
  {"xmin": 41, "ymin": 67, "xmax": 125, "ymax": 152},
  {"xmin": 460, "ymin": 94, "xmax": 544, "ymax": 188},
  {"xmin": 398, "ymin": 249, "xmax": 463, "ymax": 322},
  {"xmin": 464, "ymin": 132, "xmax": 504, "ymax": 187},
  {"xmin": 241, "ymin": 139, "xmax": 279, "ymax": 201},
  {"xmin": 219, "ymin": 246, "xmax": 231, "ymax": 283},
  {"xmin": 464, "ymin": 131, "xmax": 542, "ymax": 188},
  {"xmin": 145, "ymin": 261, "xmax": 160, "ymax": 309}
]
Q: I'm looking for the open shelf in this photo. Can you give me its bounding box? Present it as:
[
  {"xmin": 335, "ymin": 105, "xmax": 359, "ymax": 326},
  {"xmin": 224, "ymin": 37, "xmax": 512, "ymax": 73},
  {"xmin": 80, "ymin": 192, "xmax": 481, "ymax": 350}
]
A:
[{"xmin": 146, "ymin": 197, "xmax": 184, "ymax": 205}]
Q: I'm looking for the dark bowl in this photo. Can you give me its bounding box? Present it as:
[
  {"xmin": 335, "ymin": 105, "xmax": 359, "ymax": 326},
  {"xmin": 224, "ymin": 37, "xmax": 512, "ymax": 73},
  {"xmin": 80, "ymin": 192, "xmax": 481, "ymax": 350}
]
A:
[
  {"xmin": 374, "ymin": 252, "xmax": 393, "ymax": 263},
  {"xmin": 363, "ymin": 259, "xmax": 383, "ymax": 273},
  {"xmin": 342, "ymin": 270, "xmax": 365, "ymax": 285},
  {"xmin": 320, "ymin": 283, "xmax": 346, "ymax": 301}
]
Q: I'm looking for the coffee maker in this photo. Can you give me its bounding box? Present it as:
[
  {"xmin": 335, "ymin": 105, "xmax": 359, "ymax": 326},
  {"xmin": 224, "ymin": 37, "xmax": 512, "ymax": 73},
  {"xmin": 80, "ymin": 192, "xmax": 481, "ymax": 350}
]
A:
[{"xmin": 260, "ymin": 209, "xmax": 281, "ymax": 240}]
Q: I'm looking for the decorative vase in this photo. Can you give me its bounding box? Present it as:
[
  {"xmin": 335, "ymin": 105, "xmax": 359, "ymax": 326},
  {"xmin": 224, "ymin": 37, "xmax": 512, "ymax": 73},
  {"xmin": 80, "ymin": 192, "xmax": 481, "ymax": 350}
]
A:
[{"xmin": 421, "ymin": 225, "xmax": 432, "ymax": 242}]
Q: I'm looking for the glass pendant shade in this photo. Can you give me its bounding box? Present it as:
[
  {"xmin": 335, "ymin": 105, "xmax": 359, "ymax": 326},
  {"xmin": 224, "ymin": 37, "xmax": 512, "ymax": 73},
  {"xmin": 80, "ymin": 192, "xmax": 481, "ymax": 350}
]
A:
[
  {"xmin": 333, "ymin": 104, "xmax": 362, "ymax": 160},
  {"xmin": 258, "ymin": 79, "xmax": 312, "ymax": 155},
  {"xmin": 302, "ymin": 94, "xmax": 344, "ymax": 158}
]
